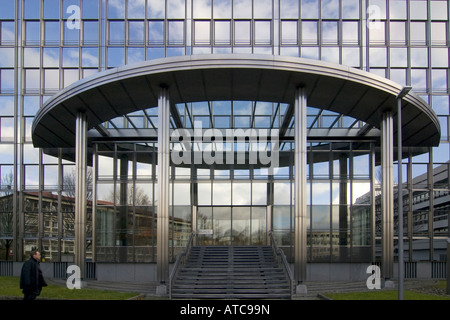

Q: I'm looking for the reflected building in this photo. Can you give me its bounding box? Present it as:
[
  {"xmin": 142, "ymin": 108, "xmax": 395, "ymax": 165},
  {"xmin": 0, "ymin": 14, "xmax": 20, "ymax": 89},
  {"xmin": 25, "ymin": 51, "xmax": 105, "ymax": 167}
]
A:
[{"xmin": 0, "ymin": 0, "xmax": 449, "ymax": 286}]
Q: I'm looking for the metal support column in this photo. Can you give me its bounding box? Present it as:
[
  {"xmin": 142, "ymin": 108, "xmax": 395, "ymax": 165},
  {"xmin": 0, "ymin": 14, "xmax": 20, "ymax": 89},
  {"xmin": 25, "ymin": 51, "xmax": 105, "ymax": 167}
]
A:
[
  {"xmin": 381, "ymin": 112, "xmax": 394, "ymax": 281},
  {"xmin": 157, "ymin": 87, "xmax": 170, "ymax": 284},
  {"xmin": 294, "ymin": 87, "xmax": 307, "ymax": 284},
  {"xmin": 74, "ymin": 112, "xmax": 87, "ymax": 279},
  {"xmin": 119, "ymin": 155, "xmax": 129, "ymax": 262},
  {"xmin": 397, "ymin": 86, "xmax": 411, "ymax": 299}
]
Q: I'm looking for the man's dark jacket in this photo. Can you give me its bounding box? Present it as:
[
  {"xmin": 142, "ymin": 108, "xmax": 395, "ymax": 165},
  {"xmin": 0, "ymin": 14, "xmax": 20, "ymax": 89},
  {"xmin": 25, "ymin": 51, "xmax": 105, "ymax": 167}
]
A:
[{"xmin": 20, "ymin": 257, "xmax": 48, "ymax": 296}]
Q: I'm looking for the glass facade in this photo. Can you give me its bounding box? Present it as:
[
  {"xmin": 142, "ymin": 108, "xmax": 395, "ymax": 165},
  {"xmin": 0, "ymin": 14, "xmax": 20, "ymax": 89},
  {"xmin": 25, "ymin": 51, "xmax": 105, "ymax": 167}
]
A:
[{"xmin": 0, "ymin": 0, "xmax": 448, "ymax": 268}]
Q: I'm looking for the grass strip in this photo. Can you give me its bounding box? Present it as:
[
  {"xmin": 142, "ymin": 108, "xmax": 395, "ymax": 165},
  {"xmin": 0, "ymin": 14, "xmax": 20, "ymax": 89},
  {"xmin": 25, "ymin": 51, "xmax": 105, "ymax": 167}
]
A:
[
  {"xmin": 0, "ymin": 276, "xmax": 139, "ymax": 300},
  {"xmin": 324, "ymin": 281, "xmax": 450, "ymax": 300}
]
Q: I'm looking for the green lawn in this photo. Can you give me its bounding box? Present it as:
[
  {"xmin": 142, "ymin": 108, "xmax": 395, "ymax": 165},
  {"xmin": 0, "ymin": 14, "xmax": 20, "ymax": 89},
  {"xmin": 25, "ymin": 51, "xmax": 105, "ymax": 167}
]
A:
[
  {"xmin": 0, "ymin": 276, "xmax": 140, "ymax": 300},
  {"xmin": 324, "ymin": 281, "xmax": 450, "ymax": 300}
]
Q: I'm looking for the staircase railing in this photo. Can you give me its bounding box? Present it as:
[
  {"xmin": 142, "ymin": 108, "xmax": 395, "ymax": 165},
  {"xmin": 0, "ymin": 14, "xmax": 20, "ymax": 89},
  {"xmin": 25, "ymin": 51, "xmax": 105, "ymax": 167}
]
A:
[
  {"xmin": 269, "ymin": 231, "xmax": 295, "ymax": 299},
  {"xmin": 169, "ymin": 231, "xmax": 195, "ymax": 299}
]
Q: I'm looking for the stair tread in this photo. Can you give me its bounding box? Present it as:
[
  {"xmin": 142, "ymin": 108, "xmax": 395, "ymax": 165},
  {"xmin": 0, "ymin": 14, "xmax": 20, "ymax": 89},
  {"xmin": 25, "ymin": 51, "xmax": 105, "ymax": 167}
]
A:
[{"xmin": 171, "ymin": 245, "xmax": 292, "ymax": 299}]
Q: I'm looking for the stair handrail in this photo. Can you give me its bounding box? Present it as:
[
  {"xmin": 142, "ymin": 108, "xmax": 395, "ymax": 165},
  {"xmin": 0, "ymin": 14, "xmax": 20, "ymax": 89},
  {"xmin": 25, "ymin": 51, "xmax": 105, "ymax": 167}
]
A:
[
  {"xmin": 269, "ymin": 231, "xmax": 294, "ymax": 299},
  {"xmin": 169, "ymin": 231, "xmax": 195, "ymax": 299}
]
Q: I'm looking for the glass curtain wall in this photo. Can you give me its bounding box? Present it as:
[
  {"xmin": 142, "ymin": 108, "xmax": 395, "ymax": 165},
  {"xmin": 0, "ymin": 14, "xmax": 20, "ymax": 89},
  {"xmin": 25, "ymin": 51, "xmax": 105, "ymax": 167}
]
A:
[
  {"xmin": 0, "ymin": 0, "xmax": 448, "ymax": 264},
  {"xmin": 272, "ymin": 141, "xmax": 373, "ymax": 263}
]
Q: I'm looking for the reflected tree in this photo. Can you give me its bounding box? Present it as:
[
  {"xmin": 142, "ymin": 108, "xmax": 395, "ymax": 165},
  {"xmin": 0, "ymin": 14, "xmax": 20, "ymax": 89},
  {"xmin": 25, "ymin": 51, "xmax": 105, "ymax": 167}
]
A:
[{"xmin": 0, "ymin": 173, "xmax": 14, "ymax": 260}]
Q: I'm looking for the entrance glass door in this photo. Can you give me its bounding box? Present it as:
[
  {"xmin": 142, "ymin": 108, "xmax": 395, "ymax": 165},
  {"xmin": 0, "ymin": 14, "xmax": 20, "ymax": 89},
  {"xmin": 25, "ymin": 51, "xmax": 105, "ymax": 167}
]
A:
[
  {"xmin": 214, "ymin": 207, "xmax": 231, "ymax": 245},
  {"xmin": 232, "ymin": 207, "xmax": 250, "ymax": 245},
  {"xmin": 196, "ymin": 206, "xmax": 266, "ymax": 245}
]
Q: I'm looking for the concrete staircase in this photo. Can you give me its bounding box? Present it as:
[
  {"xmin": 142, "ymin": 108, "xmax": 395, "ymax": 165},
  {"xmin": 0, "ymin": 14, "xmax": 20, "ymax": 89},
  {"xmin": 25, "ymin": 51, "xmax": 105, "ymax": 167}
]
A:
[{"xmin": 170, "ymin": 246, "xmax": 292, "ymax": 299}]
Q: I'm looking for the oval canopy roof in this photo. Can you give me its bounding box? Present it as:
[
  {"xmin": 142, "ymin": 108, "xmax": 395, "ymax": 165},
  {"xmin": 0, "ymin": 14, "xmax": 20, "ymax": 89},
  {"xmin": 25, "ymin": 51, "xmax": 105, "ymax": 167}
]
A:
[{"xmin": 32, "ymin": 54, "xmax": 440, "ymax": 148}]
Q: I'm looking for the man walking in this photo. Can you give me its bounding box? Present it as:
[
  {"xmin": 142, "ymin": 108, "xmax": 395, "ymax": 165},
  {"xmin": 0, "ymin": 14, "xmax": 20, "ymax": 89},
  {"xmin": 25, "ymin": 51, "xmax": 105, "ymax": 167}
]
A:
[{"xmin": 20, "ymin": 249, "xmax": 48, "ymax": 300}]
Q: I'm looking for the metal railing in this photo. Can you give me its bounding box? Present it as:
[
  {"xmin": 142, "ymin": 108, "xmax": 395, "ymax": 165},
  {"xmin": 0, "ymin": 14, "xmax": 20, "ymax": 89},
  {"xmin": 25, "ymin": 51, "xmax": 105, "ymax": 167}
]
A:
[
  {"xmin": 432, "ymin": 261, "xmax": 447, "ymax": 279},
  {"xmin": 0, "ymin": 261, "xmax": 13, "ymax": 276},
  {"xmin": 269, "ymin": 231, "xmax": 295, "ymax": 299},
  {"xmin": 53, "ymin": 261, "xmax": 96, "ymax": 279},
  {"xmin": 169, "ymin": 231, "xmax": 195, "ymax": 299},
  {"xmin": 405, "ymin": 261, "xmax": 417, "ymax": 279}
]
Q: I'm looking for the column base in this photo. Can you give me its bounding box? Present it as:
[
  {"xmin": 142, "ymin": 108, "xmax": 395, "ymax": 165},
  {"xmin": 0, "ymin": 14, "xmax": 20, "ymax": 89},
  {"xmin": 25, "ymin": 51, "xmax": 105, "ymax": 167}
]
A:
[
  {"xmin": 156, "ymin": 284, "xmax": 167, "ymax": 296},
  {"xmin": 296, "ymin": 284, "xmax": 308, "ymax": 295},
  {"xmin": 383, "ymin": 280, "xmax": 395, "ymax": 289}
]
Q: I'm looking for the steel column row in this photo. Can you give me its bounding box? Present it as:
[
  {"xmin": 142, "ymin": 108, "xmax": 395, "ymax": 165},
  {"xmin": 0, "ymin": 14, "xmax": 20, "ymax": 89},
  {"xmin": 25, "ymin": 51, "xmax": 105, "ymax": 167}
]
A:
[{"xmin": 71, "ymin": 90, "xmax": 397, "ymax": 285}]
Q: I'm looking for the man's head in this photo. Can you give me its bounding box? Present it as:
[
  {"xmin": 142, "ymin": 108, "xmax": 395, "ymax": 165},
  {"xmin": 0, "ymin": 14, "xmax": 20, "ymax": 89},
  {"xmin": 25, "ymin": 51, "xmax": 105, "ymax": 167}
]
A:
[{"xmin": 30, "ymin": 249, "xmax": 41, "ymax": 261}]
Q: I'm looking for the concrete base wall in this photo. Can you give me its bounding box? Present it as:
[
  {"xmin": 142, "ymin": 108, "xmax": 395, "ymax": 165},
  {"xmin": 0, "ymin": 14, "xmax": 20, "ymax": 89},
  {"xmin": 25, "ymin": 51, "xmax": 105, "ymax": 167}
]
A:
[
  {"xmin": 305, "ymin": 263, "xmax": 372, "ymax": 281},
  {"xmin": 95, "ymin": 263, "xmax": 164, "ymax": 282}
]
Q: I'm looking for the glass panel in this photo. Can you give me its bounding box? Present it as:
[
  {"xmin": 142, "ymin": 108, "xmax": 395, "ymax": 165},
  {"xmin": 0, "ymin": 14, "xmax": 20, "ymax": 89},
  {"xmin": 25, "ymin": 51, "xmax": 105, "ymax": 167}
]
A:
[
  {"xmin": 198, "ymin": 183, "xmax": 212, "ymax": 205},
  {"xmin": 368, "ymin": 0, "xmax": 387, "ymax": 19},
  {"xmin": 255, "ymin": 21, "xmax": 272, "ymax": 45},
  {"xmin": 302, "ymin": 21, "xmax": 318, "ymax": 44},
  {"xmin": 273, "ymin": 206, "xmax": 291, "ymax": 245},
  {"xmin": 281, "ymin": 21, "xmax": 298, "ymax": 45},
  {"xmin": 108, "ymin": 47, "xmax": 124, "ymax": 67},
  {"xmin": 390, "ymin": 0, "xmax": 406, "ymax": 20},
  {"xmin": 390, "ymin": 21, "xmax": 406, "ymax": 44},
  {"xmin": 302, "ymin": 0, "xmax": 318, "ymax": 19},
  {"xmin": 232, "ymin": 207, "xmax": 250, "ymax": 245},
  {"xmin": 430, "ymin": 1, "xmax": 448, "ymax": 20},
  {"xmin": 280, "ymin": 0, "xmax": 298, "ymax": 19},
  {"xmin": 410, "ymin": 22, "xmax": 426, "ymax": 44},
  {"xmin": 109, "ymin": 21, "xmax": 125, "ymax": 44},
  {"xmin": 24, "ymin": 212, "xmax": 39, "ymax": 237},
  {"xmin": 173, "ymin": 183, "xmax": 190, "ymax": 205},
  {"xmin": 410, "ymin": 0, "xmax": 428, "ymax": 20},
  {"xmin": 322, "ymin": 21, "xmax": 338, "ymax": 44},
  {"xmin": 213, "ymin": 0, "xmax": 231, "ymax": 19},
  {"xmin": 432, "ymin": 48, "xmax": 449, "ymax": 68},
  {"xmin": 44, "ymin": 0, "xmax": 60, "ymax": 19},
  {"xmin": 252, "ymin": 183, "xmax": 267, "ymax": 205},
  {"xmin": 251, "ymin": 207, "xmax": 266, "ymax": 245},
  {"xmin": 353, "ymin": 154, "xmax": 370, "ymax": 179},
  {"xmin": 172, "ymin": 206, "xmax": 191, "ymax": 254},
  {"xmin": 107, "ymin": 0, "xmax": 125, "ymax": 19},
  {"xmin": 254, "ymin": 0, "xmax": 271, "ymax": 18},
  {"xmin": 194, "ymin": 20, "xmax": 210, "ymax": 45},
  {"xmin": 168, "ymin": 20, "xmax": 184, "ymax": 45},
  {"xmin": 342, "ymin": 21, "xmax": 359, "ymax": 44},
  {"xmin": 431, "ymin": 22, "xmax": 447, "ymax": 44},
  {"xmin": 369, "ymin": 21, "xmax": 385, "ymax": 44},
  {"xmin": 233, "ymin": 0, "xmax": 252, "ymax": 18},
  {"xmin": 82, "ymin": 0, "xmax": 99, "ymax": 19},
  {"xmin": 128, "ymin": 21, "xmax": 145, "ymax": 45},
  {"xmin": 274, "ymin": 182, "xmax": 290, "ymax": 205},
  {"xmin": 24, "ymin": 0, "xmax": 40, "ymax": 19},
  {"xmin": 234, "ymin": 21, "xmax": 251, "ymax": 45},
  {"xmin": 213, "ymin": 183, "xmax": 231, "ymax": 205},
  {"xmin": 82, "ymin": 47, "xmax": 98, "ymax": 67},
  {"xmin": 193, "ymin": 0, "xmax": 211, "ymax": 19},
  {"xmin": 213, "ymin": 207, "xmax": 231, "ymax": 245},
  {"xmin": 197, "ymin": 207, "xmax": 213, "ymax": 245},
  {"xmin": 214, "ymin": 20, "xmax": 231, "ymax": 45},
  {"xmin": 432, "ymin": 69, "xmax": 447, "ymax": 91},
  {"xmin": 232, "ymin": 183, "xmax": 250, "ymax": 205},
  {"xmin": 0, "ymin": 0, "xmax": 14, "ymax": 19}
]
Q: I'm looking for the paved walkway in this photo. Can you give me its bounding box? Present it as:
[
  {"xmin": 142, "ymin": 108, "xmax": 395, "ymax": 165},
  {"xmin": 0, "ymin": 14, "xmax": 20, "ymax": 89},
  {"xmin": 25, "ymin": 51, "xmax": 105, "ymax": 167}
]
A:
[{"xmin": 49, "ymin": 278, "xmax": 442, "ymax": 300}]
